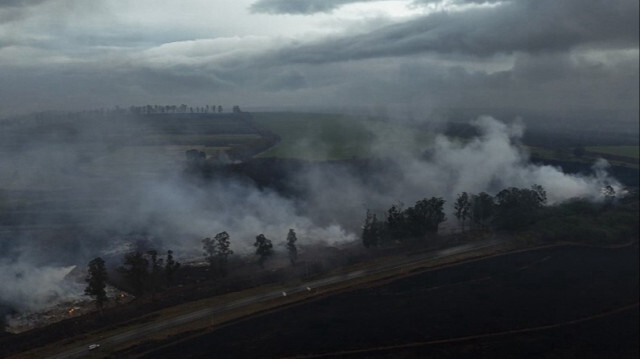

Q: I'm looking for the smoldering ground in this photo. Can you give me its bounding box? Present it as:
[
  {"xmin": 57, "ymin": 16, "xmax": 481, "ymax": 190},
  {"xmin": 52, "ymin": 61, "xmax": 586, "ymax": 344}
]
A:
[{"xmin": 0, "ymin": 113, "xmax": 621, "ymax": 315}]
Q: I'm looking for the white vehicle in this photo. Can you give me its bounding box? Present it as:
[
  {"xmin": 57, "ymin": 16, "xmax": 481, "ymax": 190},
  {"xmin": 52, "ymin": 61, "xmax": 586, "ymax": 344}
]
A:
[{"xmin": 88, "ymin": 344, "xmax": 100, "ymax": 351}]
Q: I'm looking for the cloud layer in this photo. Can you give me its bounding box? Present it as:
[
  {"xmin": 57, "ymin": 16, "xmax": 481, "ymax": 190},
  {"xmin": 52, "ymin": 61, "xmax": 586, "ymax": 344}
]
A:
[{"xmin": 0, "ymin": 0, "xmax": 636, "ymax": 123}]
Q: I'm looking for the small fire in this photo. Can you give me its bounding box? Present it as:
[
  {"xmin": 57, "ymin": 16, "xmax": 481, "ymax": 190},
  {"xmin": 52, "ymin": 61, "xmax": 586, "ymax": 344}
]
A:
[
  {"xmin": 120, "ymin": 293, "xmax": 126, "ymax": 298},
  {"xmin": 68, "ymin": 308, "xmax": 75, "ymax": 315}
]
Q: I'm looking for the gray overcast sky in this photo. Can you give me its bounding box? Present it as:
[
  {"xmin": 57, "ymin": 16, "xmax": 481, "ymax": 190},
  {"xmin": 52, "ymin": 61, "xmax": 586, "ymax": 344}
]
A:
[{"xmin": 0, "ymin": 0, "xmax": 637, "ymax": 123}]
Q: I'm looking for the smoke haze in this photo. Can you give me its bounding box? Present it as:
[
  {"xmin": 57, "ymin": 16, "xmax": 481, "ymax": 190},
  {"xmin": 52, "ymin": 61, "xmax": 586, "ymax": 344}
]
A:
[{"xmin": 0, "ymin": 114, "xmax": 621, "ymax": 314}]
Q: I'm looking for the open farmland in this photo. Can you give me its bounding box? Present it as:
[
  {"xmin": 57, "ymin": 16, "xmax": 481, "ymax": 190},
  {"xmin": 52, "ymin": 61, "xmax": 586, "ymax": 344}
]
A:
[
  {"xmin": 251, "ymin": 112, "xmax": 433, "ymax": 160},
  {"xmin": 587, "ymin": 146, "xmax": 639, "ymax": 160},
  {"xmin": 0, "ymin": 112, "xmax": 271, "ymax": 191},
  {"xmin": 0, "ymin": 111, "xmax": 276, "ymax": 234}
]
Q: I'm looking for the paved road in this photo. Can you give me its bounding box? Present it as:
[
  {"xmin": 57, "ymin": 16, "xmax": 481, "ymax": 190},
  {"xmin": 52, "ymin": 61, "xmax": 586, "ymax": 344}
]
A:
[{"xmin": 46, "ymin": 240, "xmax": 499, "ymax": 359}]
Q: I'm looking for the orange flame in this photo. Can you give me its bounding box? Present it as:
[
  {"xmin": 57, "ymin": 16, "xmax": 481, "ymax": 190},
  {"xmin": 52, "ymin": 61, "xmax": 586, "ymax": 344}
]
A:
[{"xmin": 68, "ymin": 308, "xmax": 75, "ymax": 315}]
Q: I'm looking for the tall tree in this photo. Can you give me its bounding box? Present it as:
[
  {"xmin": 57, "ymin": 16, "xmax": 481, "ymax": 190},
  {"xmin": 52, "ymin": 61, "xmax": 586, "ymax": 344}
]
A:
[
  {"xmin": 202, "ymin": 232, "xmax": 234, "ymax": 276},
  {"xmin": 471, "ymin": 192, "xmax": 495, "ymax": 230},
  {"xmin": 147, "ymin": 250, "xmax": 163, "ymax": 298},
  {"xmin": 85, "ymin": 257, "xmax": 108, "ymax": 314},
  {"xmin": 405, "ymin": 197, "xmax": 446, "ymax": 238},
  {"xmin": 286, "ymin": 229, "xmax": 298, "ymax": 266},
  {"xmin": 494, "ymin": 185, "xmax": 547, "ymax": 230},
  {"xmin": 454, "ymin": 192, "xmax": 472, "ymax": 231},
  {"xmin": 386, "ymin": 203, "xmax": 407, "ymax": 241},
  {"xmin": 254, "ymin": 234, "xmax": 273, "ymax": 268},
  {"xmin": 164, "ymin": 250, "xmax": 180, "ymax": 285},
  {"xmin": 362, "ymin": 210, "xmax": 384, "ymax": 247},
  {"xmin": 214, "ymin": 231, "xmax": 234, "ymax": 276},
  {"xmin": 118, "ymin": 251, "xmax": 149, "ymax": 296},
  {"xmin": 202, "ymin": 236, "xmax": 216, "ymax": 266}
]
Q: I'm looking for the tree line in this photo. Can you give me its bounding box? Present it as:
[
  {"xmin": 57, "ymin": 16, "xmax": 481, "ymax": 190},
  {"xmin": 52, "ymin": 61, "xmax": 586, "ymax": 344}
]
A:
[
  {"xmin": 361, "ymin": 185, "xmax": 549, "ymax": 247},
  {"xmin": 202, "ymin": 229, "xmax": 298, "ymax": 273},
  {"xmin": 361, "ymin": 184, "xmax": 631, "ymax": 248},
  {"xmin": 129, "ymin": 104, "xmax": 242, "ymax": 115},
  {"xmin": 84, "ymin": 249, "xmax": 181, "ymax": 313},
  {"xmin": 84, "ymin": 229, "xmax": 299, "ymax": 311},
  {"xmin": 84, "ymin": 183, "xmax": 633, "ymax": 312}
]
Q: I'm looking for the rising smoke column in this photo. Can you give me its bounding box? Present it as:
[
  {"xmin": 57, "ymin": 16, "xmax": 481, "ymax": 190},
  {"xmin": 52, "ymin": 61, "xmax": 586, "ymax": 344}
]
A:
[{"xmin": 298, "ymin": 116, "xmax": 621, "ymax": 227}]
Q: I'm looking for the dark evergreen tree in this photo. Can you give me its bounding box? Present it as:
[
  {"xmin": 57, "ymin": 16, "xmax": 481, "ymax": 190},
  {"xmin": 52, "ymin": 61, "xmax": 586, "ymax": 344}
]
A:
[
  {"xmin": 85, "ymin": 257, "xmax": 108, "ymax": 314},
  {"xmin": 386, "ymin": 203, "xmax": 408, "ymax": 241},
  {"xmin": 494, "ymin": 185, "xmax": 547, "ymax": 230},
  {"xmin": 202, "ymin": 236, "xmax": 216, "ymax": 266},
  {"xmin": 405, "ymin": 197, "xmax": 446, "ymax": 238},
  {"xmin": 203, "ymin": 232, "xmax": 234, "ymax": 276},
  {"xmin": 286, "ymin": 229, "xmax": 298, "ymax": 266},
  {"xmin": 471, "ymin": 192, "xmax": 495, "ymax": 230},
  {"xmin": 454, "ymin": 192, "xmax": 472, "ymax": 231},
  {"xmin": 164, "ymin": 250, "xmax": 180, "ymax": 285},
  {"xmin": 147, "ymin": 250, "xmax": 163, "ymax": 298},
  {"xmin": 362, "ymin": 210, "xmax": 384, "ymax": 247},
  {"xmin": 254, "ymin": 234, "xmax": 273, "ymax": 268},
  {"xmin": 118, "ymin": 251, "xmax": 149, "ymax": 296},
  {"xmin": 214, "ymin": 231, "xmax": 233, "ymax": 276}
]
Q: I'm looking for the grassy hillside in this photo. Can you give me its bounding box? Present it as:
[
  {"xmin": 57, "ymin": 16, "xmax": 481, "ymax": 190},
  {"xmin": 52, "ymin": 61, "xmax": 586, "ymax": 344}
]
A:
[{"xmin": 251, "ymin": 112, "xmax": 433, "ymax": 160}]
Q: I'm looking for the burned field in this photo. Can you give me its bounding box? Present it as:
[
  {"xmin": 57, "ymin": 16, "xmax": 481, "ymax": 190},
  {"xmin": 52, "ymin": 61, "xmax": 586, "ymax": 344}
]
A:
[
  {"xmin": 141, "ymin": 244, "xmax": 639, "ymax": 358},
  {"xmin": 1, "ymin": 111, "xmax": 638, "ymax": 357}
]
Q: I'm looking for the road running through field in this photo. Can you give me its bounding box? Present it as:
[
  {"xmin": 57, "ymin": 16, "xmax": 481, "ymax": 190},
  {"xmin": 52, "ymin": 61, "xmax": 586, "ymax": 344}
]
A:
[{"xmin": 45, "ymin": 240, "xmax": 500, "ymax": 359}]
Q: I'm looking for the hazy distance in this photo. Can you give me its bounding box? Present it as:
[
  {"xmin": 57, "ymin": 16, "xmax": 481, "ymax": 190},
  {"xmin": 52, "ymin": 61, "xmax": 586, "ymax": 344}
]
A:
[{"xmin": 0, "ymin": 0, "xmax": 637, "ymax": 129}]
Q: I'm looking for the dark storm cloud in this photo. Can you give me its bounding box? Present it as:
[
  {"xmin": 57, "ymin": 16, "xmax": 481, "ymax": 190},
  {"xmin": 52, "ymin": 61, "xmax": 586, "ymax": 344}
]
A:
[
  {"xmin": 0, "ymin": 0, "xmax": 50, "ymax": 7},
  {"xmin": 261, "ymin": 69, "xmax": 308, "ymax": 91},
  {"xmin": 412, "ymin": 0, "xmax": 503, "ymax": 4},
  {"xmin": 268, "ymin": 0, "xmax": 638, "ymax": 63},
  {"xmin": 249, "ymin": 0, "xmax": 379, "ymax": 14},
  {"xmin": 0, "ymin": 0, "xmax": 51, "ymax": 23}
]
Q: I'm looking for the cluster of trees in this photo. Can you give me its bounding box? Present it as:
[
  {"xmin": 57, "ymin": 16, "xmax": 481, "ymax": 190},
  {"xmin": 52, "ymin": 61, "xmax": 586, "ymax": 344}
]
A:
[
  {"xmin": 530, "ymin": 187, "xmax": 635, "ymax": 243},
  {"xmin": 86, "ymin": 229, "xmax": 301, "ymax": 310},
  {"xmin": 202, "ymin": 229, "xmax": 299, "ymax": 274},
  {"xmin": 362, "ymin": 184, "xmax": 637, "ymax": 248},
  {"xmin": 84, "ymin": 257, "xmax": 108, "ymax": 314},
  {"xmin": 203, "ymin": 232, "xmax": 234, "ymax": 276},
  {"xmin": 84, "ymin": 249, "xmax": 181, "ymax": 311},
  {"xmin": 362, "ymin": 197, "xmax": 446, "ymax": 247},
  {"xmin": 117, "ymin": 250, "xmax": 182, "ymax": 297},
  {"xmin": 128, "ymin": 104, "xmax": 241, "ymax": 115},
  {"xmin": 362, "ymin": 185, "xmax": 549, "ymax": 247},
  {"xmin": 452, "ymin": 184, "xmax": 547, "ymax": 232}
]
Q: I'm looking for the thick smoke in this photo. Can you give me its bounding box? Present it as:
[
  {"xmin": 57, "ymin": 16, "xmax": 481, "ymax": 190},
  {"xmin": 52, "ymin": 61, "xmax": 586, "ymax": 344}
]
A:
[
  {"xmin": 0, "ymin": 258, "xmax": 81, "ymax": 311},
  {"xmin": 298, "ymin": 116, "xmax": 620, "ymax": 227},
  {"xmin": 0, "ymin": 114, "xmax": 620, "ymax": 315}
]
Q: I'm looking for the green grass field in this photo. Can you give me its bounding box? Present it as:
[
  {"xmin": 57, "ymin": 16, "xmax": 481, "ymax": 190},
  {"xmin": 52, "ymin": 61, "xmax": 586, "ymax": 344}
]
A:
[
  {"xmin": 526, "ymin": 145, "xmax": 639, "ymax": 169},
  {"xmin": 140, "ymin": 133, "xmax": 262, "ymax": 146},
  {"xmin": 587, "ymin": 146, "xmax": 639, "ymax": 159},
  {"xmin": 251, "ymin": 112, "xmax": 433, "ymax": 160}
]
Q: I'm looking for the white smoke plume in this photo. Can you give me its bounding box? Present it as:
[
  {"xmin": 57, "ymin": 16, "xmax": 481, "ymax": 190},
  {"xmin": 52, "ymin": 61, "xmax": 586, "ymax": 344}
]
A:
[
  {"xmin": 298, "ymin": 116, "xmax": 620, "ymax": 225},
  {"xmin": 0, "ymin": 258, "xmax": 82, "ymax": 311},
  {"xmin": 0, "ymin": 114, "xmax": 621, "ymax": 314}
]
